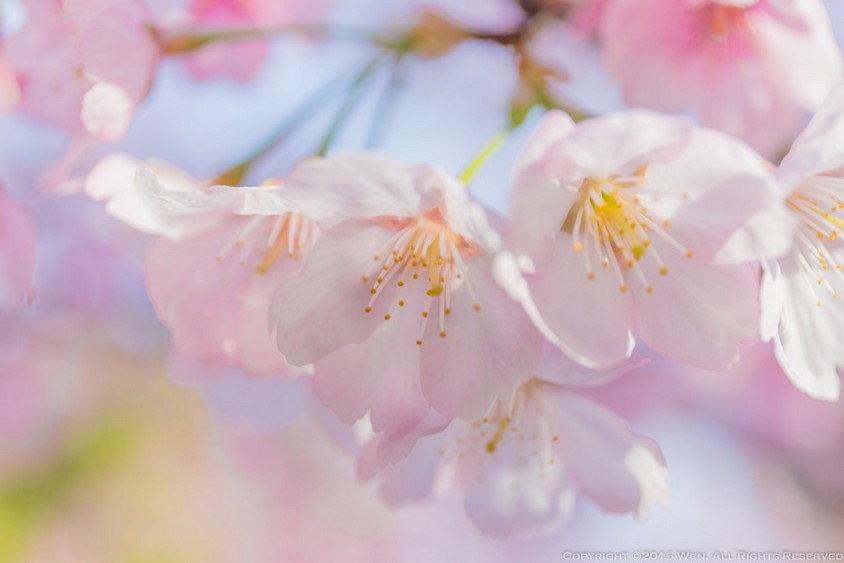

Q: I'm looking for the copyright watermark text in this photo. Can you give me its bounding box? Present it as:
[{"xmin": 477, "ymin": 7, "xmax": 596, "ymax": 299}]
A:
[{"xmin": 561, "ymin": 551, "xmax": 844, "ymax": 561}]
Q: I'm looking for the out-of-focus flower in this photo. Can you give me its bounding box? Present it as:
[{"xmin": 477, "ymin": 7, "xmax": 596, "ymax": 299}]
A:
[
  {"xmin": 4, "ymin": 0, "xmax": 160, "ymax": 140},
  {"xmin": 87, "ymin": 154, "xmax": 328, "ymax": 380},
  {"xmin": 512, "ymin": 110, "xmax": 779, "ymax": 370},
  {"xmin": 759, "ymin": 81, "xmax": 844, "ymax": 401},
  {"xmin": 4, "ymin": 0, "xmax": 337, "ymax": 139},
  {"xmin": 141, "ymin": 172, "xmax": 320, "ymax": 378},
  {"xmin": 359, "ymin": 355, "xmax": 667, "ymax": 538},
  {"xmin": 0, "ymin": 190, "xmax": 37, "ymax": 309},
  {"xmin": 272, "ymin": 153, "xmax": 543, "ymax": 436},
  {"xmin": 181, "ymin": 0, "xmax": 335, "ymax": 82},
  {"xmin": 600, "ymin": 0, "xmax": 842, "ymax": 156}
]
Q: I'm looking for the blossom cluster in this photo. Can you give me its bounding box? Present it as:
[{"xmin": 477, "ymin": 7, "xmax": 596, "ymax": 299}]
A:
[{"xmin": 2, "ymin": 0, "xmax": 844, "ymax": 544}]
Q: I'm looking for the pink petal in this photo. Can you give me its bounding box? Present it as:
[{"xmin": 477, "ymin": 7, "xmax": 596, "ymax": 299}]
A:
[
  {"xmin": 285, "ymin": 154, "xmax": 427, "ymax": 228},
  {"xmin": 462, "ymin": 454, "xmax": 574, "ymax": 538},
  {"xmin": 509, "ymin": 163, "xmax": 576, "ymax": 261},
  {"xmin": 778, "ymin": 79, "xmax": 844, "ymax": 189},
  {"xmin": 650, "ymin": 126, "xmax": 794, "ymax": 262},
  {"xmin": 527, "ymin": 240, "xmax": 635, "ymax": 368},
  {"xmin": 313, "ymin": 295, "xmax": 431, "ymax": 435},
  {"xmin": 358, "ymin": 423, "xmax": 451, "ymax": 507},
  {"xmin": 601, "ymin": 0, "xmax": 841, "ymax": 156},
  {"xmin": 146, "ymin": 220, "xmax": 290, "ymax": 375},
  {"xmin": 631, "ymin": 237, "xmax": 760, "ymax": 369},
  {"xmin": 4, "ymin": 4, "xmax": 87, "ymax": 132},
  {"xmin": 769, "ymin": 249, "xmax": 844, "ymax": 400},
  {"xmin": 419, "ymin": 258, "xmax": 542, "ymax": 420},
  {"xmin": 78, "ymin": 3, "xmax": 159, "ymax": 103},
  {"xmin": 183, "ymin": 42, "xmax": 267, "ymax": 83},
  {"xmin": 457, "ymin": 401, "xmax": 576, "ymax": 537},
  {"xmin": 552, "ymin": 392, "xmax": 668, "ymax": 518},
  {"xmin": 540, "ymin": 110, "xmax": 693, "ymax": 178},
  {"xmin": 516, "ymin": 110, "xmax": 577, "ymax": 173},
  {"xmin": 80, "ymin": 82, "xmax": 134, "ymax": 141},
  {"xmin": 271, "ymin": 220, "xmax": 389, "ymax": 365}
]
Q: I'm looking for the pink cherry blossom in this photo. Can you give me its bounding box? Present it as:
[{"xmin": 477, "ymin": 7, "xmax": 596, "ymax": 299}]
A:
[
  {"xmin": 358, "ymin": 375, "xmax": 668, "ymax": 538},
  {"xmin": 5, "ymin": 0, "xmax": 159, "ymax": 140},
  {"xmin": 4, "ymin": 0, "xmax": 86, "ymax": 133},
  {"xmin": 271, "ymin": 153, "xmax": 543, "ymax": 435},
  {"xmin": 182, "ymin": 0, "xmax": 334, "ymax": 82},
  {"xmin": 758, "ymin": 81, "xmax": 844, "ymax": 401},
  {"xmin": 83, "ymin": 153, "xmax": 323, "ymax": 378},
  {"xmin": 600, "ymin": 0, "xmax": 842, "ymax": 157},
  {"xmin": 512, "ymin": 109, "xmax": 776, "ymax": 370},
  {"xmin": 0, "ymin": 191, "xmax": 37, "ymax": 309},
  {"xmin": 132, "ymin": 164, "xmax": 323, "ymax": 378}
]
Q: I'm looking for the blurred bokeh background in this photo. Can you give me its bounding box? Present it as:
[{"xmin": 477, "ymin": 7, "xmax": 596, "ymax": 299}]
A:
[{"xmin": 2, "ymin": 0, "xmax": 844, "ymax": 561}]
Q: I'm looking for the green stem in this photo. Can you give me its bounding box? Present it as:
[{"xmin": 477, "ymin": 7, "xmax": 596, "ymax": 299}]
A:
[
  {"xmin": 316, "ymin": 55, "xmax": 385, "ymax": 157},
  {"xmin": 458, "ymin": 130, "xmax": 510, "ymax": 184},
  {"xmin": 157, "ymin": 24, "xmax": 381, "ymax": 54},
  {"xmin": 366, "ymin": 54, "xmax": 407, "ymax": 148}
]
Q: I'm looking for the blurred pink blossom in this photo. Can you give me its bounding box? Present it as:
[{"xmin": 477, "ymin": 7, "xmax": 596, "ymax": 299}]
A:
[
  {"xmin": 5, "ymin": 0, "xmax": 159, "ymax": 140},
  {"xmin": 182, "ymin": 0, "xmax": 335, "ymax": 81},
  {"xmin": 600, "ymin": 0, "xmax": 842, "ymax": 156},
  {"xmin": 143, "ymin": 181, "xmax": 319, "ymax": 378}
]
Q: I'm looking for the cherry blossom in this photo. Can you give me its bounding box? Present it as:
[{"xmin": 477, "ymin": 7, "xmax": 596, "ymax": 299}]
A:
[
  {"xmin": 511, "ymin": 109, "xmax": 776, "ymax": 370},
  {"xmin": 271, "ymin": 153, "xmax": 543, "ymax": 435},
  {"xmin": 4, "ymin": 0, "xmax": 160, "ymax": 140},
  {"xmin": 358, "ymin": 357, "xmax": 667, "ymax": 538},
  {"xmin": 132, "ymin": 163, "xmax": 326, "ymax": 378},
  {"xmin": 182, "ymin": 0, "xmax": 335, "ymax": 82},
  {"xmin": 600, "ymin": 0, "xmax": 842, "ymax": 156},
  {"xmin": 760, "ymin": 81, "xmax": 844, "ymax": 401}
]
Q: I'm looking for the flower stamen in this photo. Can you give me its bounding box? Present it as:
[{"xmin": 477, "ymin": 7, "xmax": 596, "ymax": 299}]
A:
[
  {"xmin": 363, "ymin": 216, "xmax": 480, "ymax": 342},
  {"xmin": 787, "ymin": 176, "xmax": 844, "ymax": 307},
  {"xmin": 215, "ymin": 212, "xmax": 318, "ymax": 274},
  {"xmin": 563, "ymin": 170, "xmax": 693, "ymax": 292}
]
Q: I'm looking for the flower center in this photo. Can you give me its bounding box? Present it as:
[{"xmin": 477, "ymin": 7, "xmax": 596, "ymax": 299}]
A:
[
  {"xmin": 562, "ymin": 168, "xmax": 693, "ymax": 293},
  {"xmin": 362, "ymin": 215, "xmax": 480, "ymax": 345},
  {"xmin": 692, "ymin": 2, "xmax": 758, "ymax": 63},
  {"xmin": 438, "ymin": 381, "xmax": 560, "ymax": 486},
  {"xmin": 786, "ymin": 175, "xmax": 844, "ymax": 306},
  {"xmin": 216, "ymin": 212, "xmax": 319, "ymax": 274},
  {"xmin": 703, "ymin": 5, "xmax": 749, "ymax": 40}
]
